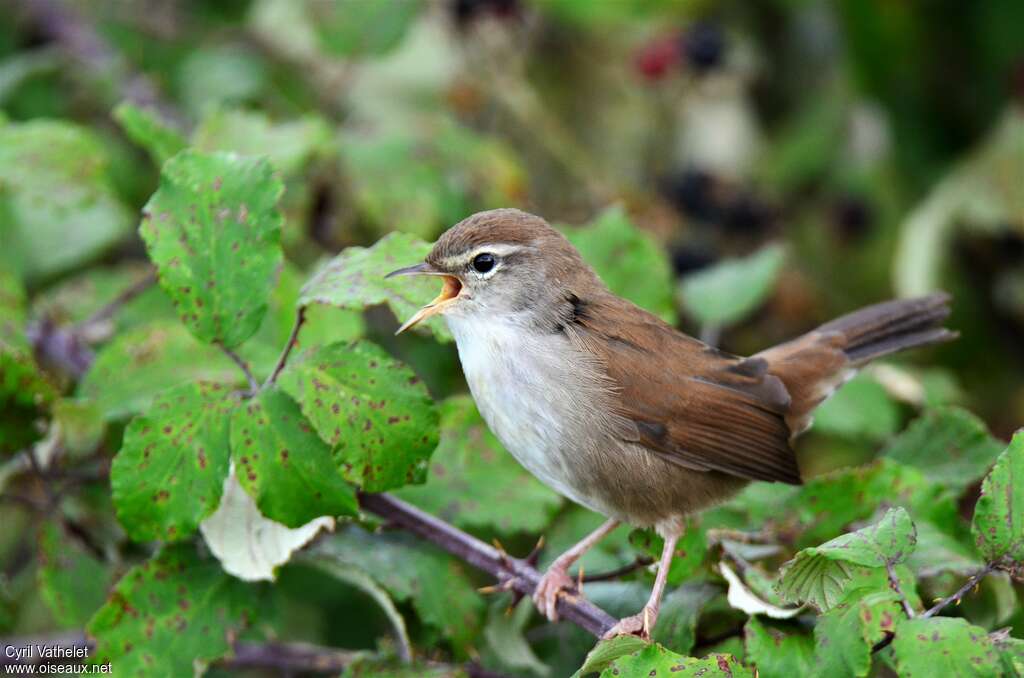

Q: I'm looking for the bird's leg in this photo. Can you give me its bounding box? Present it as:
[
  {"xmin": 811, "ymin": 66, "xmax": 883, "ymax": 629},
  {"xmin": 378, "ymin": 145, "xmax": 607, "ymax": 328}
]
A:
[
  {"xmin": 602, "ymin": 527, "xmax": 680, "ymax": 640},
  {"xmin": 533, "ymin": 518, "xmax": 619, "ymax": 622}
]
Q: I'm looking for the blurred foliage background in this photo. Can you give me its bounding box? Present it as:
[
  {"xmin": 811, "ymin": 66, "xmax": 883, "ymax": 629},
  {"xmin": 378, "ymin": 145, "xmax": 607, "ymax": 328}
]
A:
[{"xmin": 1, "ymin": 0, "xmax": 1023, "ymax": 676}]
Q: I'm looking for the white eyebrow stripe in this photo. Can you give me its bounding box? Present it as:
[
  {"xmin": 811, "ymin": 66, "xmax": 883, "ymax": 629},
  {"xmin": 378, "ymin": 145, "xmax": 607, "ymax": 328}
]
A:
[{"xmin": 440, "ymin": 243, "xmax": 527, "ymax": 267}]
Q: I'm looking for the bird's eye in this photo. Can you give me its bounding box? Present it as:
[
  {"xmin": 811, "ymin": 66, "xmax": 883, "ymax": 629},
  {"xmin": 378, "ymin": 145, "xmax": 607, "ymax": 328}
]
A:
[{"xmin": 472, "ymin": 253, "xmax": 495, "ymax": 273}]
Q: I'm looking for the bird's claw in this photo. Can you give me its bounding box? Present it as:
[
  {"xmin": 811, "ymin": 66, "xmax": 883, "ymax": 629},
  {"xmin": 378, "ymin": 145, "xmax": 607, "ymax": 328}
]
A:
[
  {"xmin": 602, "ymin": 606, "xmax": 655, "ymax": 642},
  {"xmin": 532, "ymin": 566, "xmax": 577, "ymax": 622}
]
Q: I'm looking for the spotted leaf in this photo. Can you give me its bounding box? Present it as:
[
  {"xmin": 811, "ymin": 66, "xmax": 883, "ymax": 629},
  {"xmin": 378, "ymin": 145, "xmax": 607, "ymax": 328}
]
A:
[
  {"xmin": 230, "ymin": 388, "xmax": 358, "ymax": 527},
  {"xmin": 891, "ymin": 617, "xmax": 999, "ymax": 677},
  {"xmin": 278, "ymin": 340, "xmax": 438, "ymax": 492},
  {"xmin": 111, "ymin": 382, "xmax": 234, "ymax": 542},
  {"xmin": 140, "ymin": 150, "xmax": 283, "ymax": 348},
  {"xmin": 971, "ymin": 432, "xmax": 1024, "ymax": 567},
  {"xmin": 86, "ymin": 544, "xmax": 257, "ymax": 677}
]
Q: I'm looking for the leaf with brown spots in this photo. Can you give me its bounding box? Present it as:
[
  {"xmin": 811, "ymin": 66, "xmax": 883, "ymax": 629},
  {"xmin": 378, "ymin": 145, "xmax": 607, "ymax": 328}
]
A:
[
  {"xmin": 140, "ymin": 150, "xmax": 283, "ymax": 348},
  {"xmin": 393, "ymin": 395, "xmax": 560, "ymax": 535},
  {"xmin": 971, "ymin": 432, "xmax": 1024, "ymax": 567},
  {"xmin": 811, "ymin": 588, "xmax": 903, "ymax": 677},
  {"xmin": 37, "ymin": 522, "xmax": 113, "ymax": 628},
  {"xmin": 111, "ymin": 382, "xmax": 234, "ymax": 542},
  {"xmin": 86, "ymin": 543, "xmax": 258, "ymax": 677},
  {"xmin": 299, "ymin": 232, "xmax": 452, "ymax": 342},
  {"xmin": 279, "ymin": 340, "xmax": 439, "ymax": 492},
  {"xmin": 230, "ymin": 388, "xmax": 358, "ymax": 528},
  {"xmin": 891, "ymin": 617, "xmax": 998, "ymax": 677},
  {"xmin": 592, "ymin": 643, "xmax": 754, "ymax": 678}
]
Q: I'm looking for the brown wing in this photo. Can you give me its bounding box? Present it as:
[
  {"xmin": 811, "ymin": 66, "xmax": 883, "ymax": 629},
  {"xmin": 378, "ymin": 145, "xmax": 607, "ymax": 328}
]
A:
[{"xmin": 559, "ymin": 292, "xmax": 803, "ymax": 485}]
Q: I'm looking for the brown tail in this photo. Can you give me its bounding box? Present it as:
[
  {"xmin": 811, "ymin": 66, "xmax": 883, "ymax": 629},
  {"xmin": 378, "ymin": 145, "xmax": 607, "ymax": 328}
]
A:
[{"xmin": 756, "ymin": 293, "xmax": 957, "ymax": 436}]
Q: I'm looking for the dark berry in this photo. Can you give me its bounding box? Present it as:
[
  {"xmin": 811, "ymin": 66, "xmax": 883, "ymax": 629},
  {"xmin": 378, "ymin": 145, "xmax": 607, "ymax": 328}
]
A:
[
  {"xmin": 832, "ymin": 195, "xmax": 875, "ymax": 242},
  {"xmin": 662, "ymin": 169, "xmax": 718, "ymax": 223},
  {"xmin": 452, "ymin": 0, "xmax": 519, "ymax": 27},
  {"xmin": 670, "ymin": 244, "xmax": 717, "ymax": 275},
  {"xmin": 721, "ymin": 192, "xmax": 775, "ymax": 234},
  {"xmin": 681, "ymin": 22, "xmax": 725, "ymax": 73}
]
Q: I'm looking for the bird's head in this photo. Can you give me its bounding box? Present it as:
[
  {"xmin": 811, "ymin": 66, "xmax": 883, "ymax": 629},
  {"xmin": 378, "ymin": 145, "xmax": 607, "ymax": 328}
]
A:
[{"xmin": 387, "ymin": 209, "xmax": 598, "ymax": 333}]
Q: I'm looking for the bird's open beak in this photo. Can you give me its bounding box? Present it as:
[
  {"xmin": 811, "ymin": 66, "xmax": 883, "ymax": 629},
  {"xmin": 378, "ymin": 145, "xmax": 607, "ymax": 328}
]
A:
[{"xmin": 386, "ymin": 262, "xmax": 463, "ymax": 334}]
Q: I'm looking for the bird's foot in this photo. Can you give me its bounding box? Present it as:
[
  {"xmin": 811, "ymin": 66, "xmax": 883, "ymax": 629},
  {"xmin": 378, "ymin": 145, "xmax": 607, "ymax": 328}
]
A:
[
  {"xmin": 532, "ymin": 566, "xmax": 577, "ymax": 622},
  {"xmin": 602, "ymin": 606, "xmax": 655, "ymax": 641}
]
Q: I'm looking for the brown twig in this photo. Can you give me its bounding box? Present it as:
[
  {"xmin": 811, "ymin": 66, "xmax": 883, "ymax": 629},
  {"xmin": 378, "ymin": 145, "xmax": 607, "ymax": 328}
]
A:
[
  {"xmin": 77, "ymin": 271, "xmax": 157, "ymax": 333},
  {"xmin": 920, "ymin": 563, "xmax": 996, "ymax": 619},
  {"xmin": 217, "ymin": 343, "xmax": 260, "ymax": 394},
  {"xmin": 358, "ymin": 493, "xmax": 618, "ymax": 638},
  {"xmin": 885, "ymin": 560, "xmax": 916, "ymax": 619},
  {"xmin": 265, "ymin": 306, "xmax": 307, "ymax": 387}
]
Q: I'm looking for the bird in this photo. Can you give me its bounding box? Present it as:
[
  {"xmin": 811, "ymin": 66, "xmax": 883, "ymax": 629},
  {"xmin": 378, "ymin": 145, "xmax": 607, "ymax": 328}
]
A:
[{"xmin": 386, "ymin": 208, "xmax": 955, "ymax": 639}]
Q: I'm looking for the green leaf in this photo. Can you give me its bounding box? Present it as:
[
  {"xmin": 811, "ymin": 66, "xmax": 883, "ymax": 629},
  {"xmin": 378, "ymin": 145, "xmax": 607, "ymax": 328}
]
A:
[
  {"xmin": 812, "ymin": 588, "xmax": 902, "ymax": 678},
  {"xmin": 573, "ymin": 635, "xmax": 649, "ymax": 677},
  {"xmin": 651, "ymin": 582, "xmax": 719, "ymax": 654},
  {"xmin": 561, "ymin": 206, "xmax": 677, "ymax": 322},
  {"xmin": 680, "ymin": 243, "xmax": 785, "ymax": 328},
  {"xmin": 0, "ymin": 268, "xmax": 56, "ymax": 452},
  {"xmin": 140, "ymin": 150, "xmax": 283, "ymax": 348},
  {"xmin": 744, "ymin": 617, "xmax": 816, "ymax": 678},
  {"xmin": 598, "ymin": 644, "xmax": 754, "ymax": 678},
  {"xmin": 314, "ymin": 527, "xmax": 484, "ymax": 656},
  {"xmin": 628, "ymin": 522, "xmax": 707, "ymax": 585},
  {"xmin": 113, "ymin": 102, "xmax": 187, "ymax": 166},
  {"xmin": 193, "ymin": 108, "xmax": 332, "ymax": 177},
  {"xmin": 884, "ymin": 408, "xmax": 1004, "ymax": 490},
  {"xmin": 111, "ymin": 382, "xmax": 234, "ymax": 542},
  {"xmin": 778, "ymin": 508, "xmax": 917, "ymax": 610},
  {"xmin": 891, "ymin": 617, "xmax": 999, "ymax": 677},
  {"xmin": 995, "ymin": 634, "xmax": 1024, "ymax": 676},
  {"xmin": 38, "ymin": 523, "xmax": 112, "ymax": 628},
  {"xmin": 0, "ymin": 120, "xmax": 133, "ymax": 281},
  {"xmin": 279, "ymin": 340, "xmax": 439, "ymax": 492},
  {"xmin": 78, "ymin": 320, "xmax": 244, "ymax": 420},
  {"xmin": 971, "ymin": 432, "xmax": 1024, "ymax": 566},
  {"xmin": 231, "ymin": 388, "xmax": 358, "ymax": 527},
  {"xmin": 87, "ymin": 544, "xmax": 257, "ymax": 676},
  {"xmin": 482, "ymin": 598, "xmax": 548, "ymax": 677},
  {"xmin": 300, "ymin": 231, "xmax": 452, "ymax": 342},
  {"xmin": 812, "ymin": 373, "xmax": 900, "ymax": 441},
  {"xmin": 394, "ymin": 395, "xmax": 561, "ymax": 535},
  {"xmin": 310, "ymin": 0, "xmax": 422, "ymax": 58}
]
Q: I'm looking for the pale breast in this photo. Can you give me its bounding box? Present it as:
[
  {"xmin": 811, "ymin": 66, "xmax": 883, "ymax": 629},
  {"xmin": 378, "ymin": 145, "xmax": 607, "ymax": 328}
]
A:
[{"xmin": 446, "ymin": 315, "xmax": 617, "ymax": 514}]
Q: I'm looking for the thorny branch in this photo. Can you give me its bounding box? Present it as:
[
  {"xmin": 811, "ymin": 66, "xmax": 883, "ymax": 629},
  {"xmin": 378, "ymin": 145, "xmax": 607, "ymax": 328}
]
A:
[
  {"xmin": 885, "ymin": 560, "xmax": 916, "ymax": 619},
  {"xmin": 359, "ymin": 493, "xmax": 618, "ymax": 638},
  {"xmin": 920, "ymin": 563, "xmax": 996, "ymax": 619}
]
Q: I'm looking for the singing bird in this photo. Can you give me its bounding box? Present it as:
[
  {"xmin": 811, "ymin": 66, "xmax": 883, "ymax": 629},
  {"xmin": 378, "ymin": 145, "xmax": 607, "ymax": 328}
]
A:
[{"xmin": 388, "ymin": 208, "xmax": 954, "ymax": 638}]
